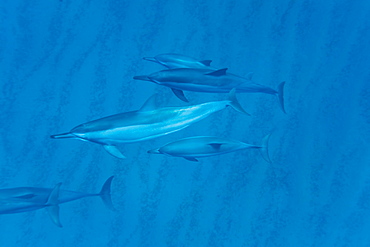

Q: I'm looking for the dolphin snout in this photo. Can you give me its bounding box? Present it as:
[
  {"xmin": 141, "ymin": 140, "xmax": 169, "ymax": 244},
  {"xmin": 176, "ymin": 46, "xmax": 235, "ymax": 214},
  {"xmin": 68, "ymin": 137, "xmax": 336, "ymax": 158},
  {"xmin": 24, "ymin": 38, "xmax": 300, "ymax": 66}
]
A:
[
  {"xmin": 143, "ymin": 57, "xmax": 157, "ymax": 63},
  {"xmin": 133, "ymin": 75, "xmax": 151, "ymax": 81},
  {"xmin": 147, "ymin": 149, "xmax": 161, "ymax": 154}
]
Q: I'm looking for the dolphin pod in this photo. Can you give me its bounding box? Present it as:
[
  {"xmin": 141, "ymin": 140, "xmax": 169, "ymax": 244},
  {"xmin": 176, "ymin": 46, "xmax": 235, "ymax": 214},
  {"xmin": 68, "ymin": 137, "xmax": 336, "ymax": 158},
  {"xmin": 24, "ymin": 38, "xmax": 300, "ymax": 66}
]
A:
[
  {"xmin": 148, "ymin": 134, "xmax": 271, "ymax": 163},
  {"xmin": 0, "ymin": 176, "xmax": 114, "ymax": 227},
  {"xmin": 51, "ymin": 89, "xmax": 248, "ymax": 159},
  {"xmin": 136, "ymin": 53, "xmax": 285, "ymax": 113}
]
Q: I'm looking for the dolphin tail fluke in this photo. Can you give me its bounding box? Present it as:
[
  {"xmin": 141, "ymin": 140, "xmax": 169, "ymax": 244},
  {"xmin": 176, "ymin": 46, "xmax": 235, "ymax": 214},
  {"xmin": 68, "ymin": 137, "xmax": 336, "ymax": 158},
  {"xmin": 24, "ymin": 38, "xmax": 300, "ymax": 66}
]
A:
[
  {"xmin": 277, "ymin": 81, "xmax": 286, "ymax": 113},
  {"xmin": 99, "ymin": 176, "xmax": 116, "ymax": 211},
  {"xmin": 103, "ymin": 145, "xmax": 126, "ymax": 159},
  {"xmin": 260, "ymin": 134, "xmax": 272, "ymax": 163},
  {"xmin": 50, "ymin": 133, "xmax": 75, "ymax": 139},
  {"xmin": 228, "ymin": 89, "xmax": 250, "ymax": 116},
  {"xmin": 46, "ymin": 183, "xmax": 63, "ymax": 228},
  {"xmin": 133, "ymin": 75, "xmax": 151, "ymax": 81}
]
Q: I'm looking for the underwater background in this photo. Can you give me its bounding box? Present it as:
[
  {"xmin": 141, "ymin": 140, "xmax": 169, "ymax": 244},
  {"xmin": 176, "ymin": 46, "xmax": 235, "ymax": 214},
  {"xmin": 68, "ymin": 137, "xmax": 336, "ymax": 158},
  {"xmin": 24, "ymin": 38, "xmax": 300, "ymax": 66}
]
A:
[{"xmin": 1, "ymin": 0, "xmax": 370, "ymax": 246}]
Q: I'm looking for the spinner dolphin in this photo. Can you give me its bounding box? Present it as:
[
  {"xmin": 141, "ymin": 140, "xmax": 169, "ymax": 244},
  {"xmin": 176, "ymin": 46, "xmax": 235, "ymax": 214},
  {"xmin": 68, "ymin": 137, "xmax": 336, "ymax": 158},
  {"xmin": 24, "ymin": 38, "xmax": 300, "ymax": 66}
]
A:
[
  {"xmin": 148, "ymin": 135, "xmax": 271, "ymax": 162},
  {"xmin": 51, "ymin": 90, "xmax": 248, "ymax": 159}
]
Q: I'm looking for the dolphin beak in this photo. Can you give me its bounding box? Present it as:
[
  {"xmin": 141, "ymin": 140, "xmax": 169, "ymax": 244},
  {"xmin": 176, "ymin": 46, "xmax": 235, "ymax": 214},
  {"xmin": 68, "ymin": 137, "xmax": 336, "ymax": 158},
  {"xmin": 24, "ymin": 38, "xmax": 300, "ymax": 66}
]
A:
[
  {"xmin": 147, "ymin": 149, "xmax": 161, "ymax": 154},
  {"xmin": 133, "ymin": 75, "xmax": 151, "ymax": 81},
  {"xmin": 143, "ymin": 57, "xmax": 157, "ymax": 63}
]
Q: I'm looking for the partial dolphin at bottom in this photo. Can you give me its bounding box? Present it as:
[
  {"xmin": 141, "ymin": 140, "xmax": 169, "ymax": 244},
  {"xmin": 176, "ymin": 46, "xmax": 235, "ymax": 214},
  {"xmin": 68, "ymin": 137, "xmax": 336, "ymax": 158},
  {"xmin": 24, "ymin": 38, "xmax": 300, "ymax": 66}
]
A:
[{"xmin": 0, "ymin": 176, "xmax": 115, "ymax": 227}]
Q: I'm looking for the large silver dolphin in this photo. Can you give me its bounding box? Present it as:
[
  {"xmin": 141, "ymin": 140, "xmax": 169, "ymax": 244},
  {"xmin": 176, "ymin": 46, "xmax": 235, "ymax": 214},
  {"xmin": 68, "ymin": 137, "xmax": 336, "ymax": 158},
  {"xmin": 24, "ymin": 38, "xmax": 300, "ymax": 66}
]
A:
[
  {"xmin": 133, "ymin": 68, "xmax": 285, "ymax": 113},
  {"xmin": 51, "ymin": 89, "xmax": 247, "ymax": 159},
  {"xmin": 148, "ymin": 135, "xmax": 271, "ymax": 162},
  {"xmin": 0, "ymin": 176, "xmax": 114, "ymax": 227},
  {"xmin": 143, "ymin": 53, "xmax": 213, "ymax": 69}
]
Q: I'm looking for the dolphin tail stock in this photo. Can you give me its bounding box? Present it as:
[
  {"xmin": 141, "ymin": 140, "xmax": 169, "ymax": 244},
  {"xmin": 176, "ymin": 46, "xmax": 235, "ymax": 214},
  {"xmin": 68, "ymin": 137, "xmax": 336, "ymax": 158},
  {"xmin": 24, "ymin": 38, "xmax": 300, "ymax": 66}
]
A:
[
  {"xmin": 99, "ymin": 176, "xmax": 116, "ymax": 211},
  {"xmin": 277, "ymin": 81, "xmax": 286, "ymax": 113},
  {"xmin": 45, "ymin": 183, "xmax": 63, "ymax": 228},
  {"xmin": 227, "ymin": 88, "xmax": 250, "ymax": 116},
  {"xmin": 260, "ymin": 134, "xmax": 272, "ymax": 163},
  {"xmin": 50, "ymin": 132, "xmax": 75, "ymax": 139},
  {"xmin": 133, "ymin": 75, "xmax": 151, "ymax": 81}
]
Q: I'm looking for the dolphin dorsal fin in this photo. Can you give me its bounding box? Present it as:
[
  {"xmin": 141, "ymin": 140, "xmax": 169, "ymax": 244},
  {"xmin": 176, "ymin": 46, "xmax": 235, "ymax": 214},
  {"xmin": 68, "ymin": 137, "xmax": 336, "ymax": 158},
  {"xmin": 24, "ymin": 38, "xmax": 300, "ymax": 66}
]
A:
[
  {"xmin": 139, "ymin": 94, "xmax": 158, "ymax": 111},
  {"xmin": 246, "ymin": 72, "xmax": 253, "ymax": 80},
  {"xmin": 200, "ymin": 60, "xmax": 212, "ymax": 66},
  {"xmin": 205, "ymin": 68, "xmax": 228, "ymax": 76},
  {"xmin": 46, "ymin": 183, "xmax": 61, "ymax": 206},
  {"xmin": 46, "ymin": 183, "xmax": 63, "ymax": 227},
  {"xmin": 208, "ymin": 143, "xmax": 224, "ymax": 150}
]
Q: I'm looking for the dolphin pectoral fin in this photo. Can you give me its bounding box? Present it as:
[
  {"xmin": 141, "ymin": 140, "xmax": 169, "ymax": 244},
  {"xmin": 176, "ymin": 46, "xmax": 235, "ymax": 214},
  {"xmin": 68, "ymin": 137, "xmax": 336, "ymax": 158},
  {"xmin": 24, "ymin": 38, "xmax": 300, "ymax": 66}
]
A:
[
  {"xmin": 228, "ymin": 89, "xmax": 250, "ymax": 116},
  {"xmin": 277, "ymin": 81, "xmax": 286, "ymax": 113},
  {"xmin": 200, "ymin": 60, "xmax": 212, "ymax": 66},
  {"xmin": 208, "ymin": 143, "xmax": 224, "ymax": 150},
  {"xmin": 46, "ymin": 183, "xmax": 62, "ymax": 227},
  {"xmin": 139, "ymin": 94, "xmax": 159, "ymax": 111},
  {"xmin": 99, "ymin": 176, "xmax": 116, "ymax": 211},
  {"xmin": 184, "ymin": 157, "xmax": 199, "ymax": 162},
  {"xmin": 103, "ymin": 145, "xmax": 126, "ymax": 159},
  {"xmin": 46, "ymin": 205, "xmax": 62, "ymax": 228},
  {"xmin": 205, "ymin": 68, "xmax": 228, "ymax": 76},
  {"xmin": 171, "ymin": 88, "xmax": 189, "ymax": 102}
]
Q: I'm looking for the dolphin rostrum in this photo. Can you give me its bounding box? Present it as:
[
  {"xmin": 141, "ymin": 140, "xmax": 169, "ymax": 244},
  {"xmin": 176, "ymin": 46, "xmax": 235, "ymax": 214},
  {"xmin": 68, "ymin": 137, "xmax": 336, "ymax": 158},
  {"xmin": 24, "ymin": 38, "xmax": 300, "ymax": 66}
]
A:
[
  {"xmin": 148, "ymin": 135, "xmax": 271, "ymax": 162},
  {"xmin": 0, "ymin": 176, "xmax": 115, "ymax": 227},
  {"xmin": 133, "ymin": 68, "xmax": 285, "ymax": 113},
  {"xmin": 51, "ymin": 89, "xmax": 248, "ymax": 159},
  {"xmin": 143, "ymin": 53, "xmax": 213, "ymax": 69}
]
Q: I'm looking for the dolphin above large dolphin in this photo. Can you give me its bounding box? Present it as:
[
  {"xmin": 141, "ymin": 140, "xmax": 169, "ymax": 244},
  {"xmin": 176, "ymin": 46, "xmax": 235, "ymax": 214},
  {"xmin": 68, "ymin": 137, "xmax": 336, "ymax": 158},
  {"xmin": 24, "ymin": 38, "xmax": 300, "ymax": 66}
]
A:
[
  {"xmin": 134, "ymin": 68, "xmax": 285, "ymax": 112},
  {"xmin": 148, "ymin": 135, "xmax": 271, "ymax": 162},
  {"xmin": 143, "ymin": 53, "xmax": 213, "ymax": 69},
  {"xmin": 0, "ymin": 176, "xmax": 114, "ymax": 227},
  {"xmin": 51, "ymin": 89, "xmax": 248, "ymax": 159}
]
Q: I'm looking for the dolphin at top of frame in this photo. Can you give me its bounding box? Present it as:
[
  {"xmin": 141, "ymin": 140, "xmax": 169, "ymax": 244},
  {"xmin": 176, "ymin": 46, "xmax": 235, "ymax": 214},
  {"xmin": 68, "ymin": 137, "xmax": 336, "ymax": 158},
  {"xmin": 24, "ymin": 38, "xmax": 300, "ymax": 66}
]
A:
[
  {"xmin": 143, "ymin": 53, "xmax": 214, "ymax": 69},
  {"xmin": 134, "ymin": 68, "xmax": 285, "ymax": 113},
  {"xmin": 147, "ymin": 135, "xmax": 271, "ymax": 163},
  {"xmin": 0, "ymin": 176, "xmax": 115, "ymax": 227},
  {"xmin": 51, "ymin": 89, "xmax": 248, "ymax": 159}
]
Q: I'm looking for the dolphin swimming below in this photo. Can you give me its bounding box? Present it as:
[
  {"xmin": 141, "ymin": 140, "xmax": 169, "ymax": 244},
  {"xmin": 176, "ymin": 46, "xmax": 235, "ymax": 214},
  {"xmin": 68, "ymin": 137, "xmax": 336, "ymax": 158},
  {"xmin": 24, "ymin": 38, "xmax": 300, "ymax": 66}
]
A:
[
  {"xmin": 51, "ymin": 89, "xmax": 248, "ymax": 159},
  {"xmin": 133, "ymin": 68, "xmax": 285, "ymax": 112},
  {"xmin": 147, "ymin": 135, "xmax": 271, "ymax": 162},
  {"xmin": 0, "ymin": 176, "xmax": 114, "ymax": 227},
  {"xmin": 143, "ymin": 53, "xmax": 213, "ymax": 69}
]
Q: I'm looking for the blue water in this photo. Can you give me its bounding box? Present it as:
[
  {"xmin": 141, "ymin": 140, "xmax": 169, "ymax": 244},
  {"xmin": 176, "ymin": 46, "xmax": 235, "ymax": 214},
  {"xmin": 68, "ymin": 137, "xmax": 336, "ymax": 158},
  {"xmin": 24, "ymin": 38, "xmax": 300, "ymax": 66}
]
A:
[{"xmin": 1, "ymin": 0, "xmax": 369, "ymax": 246}]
